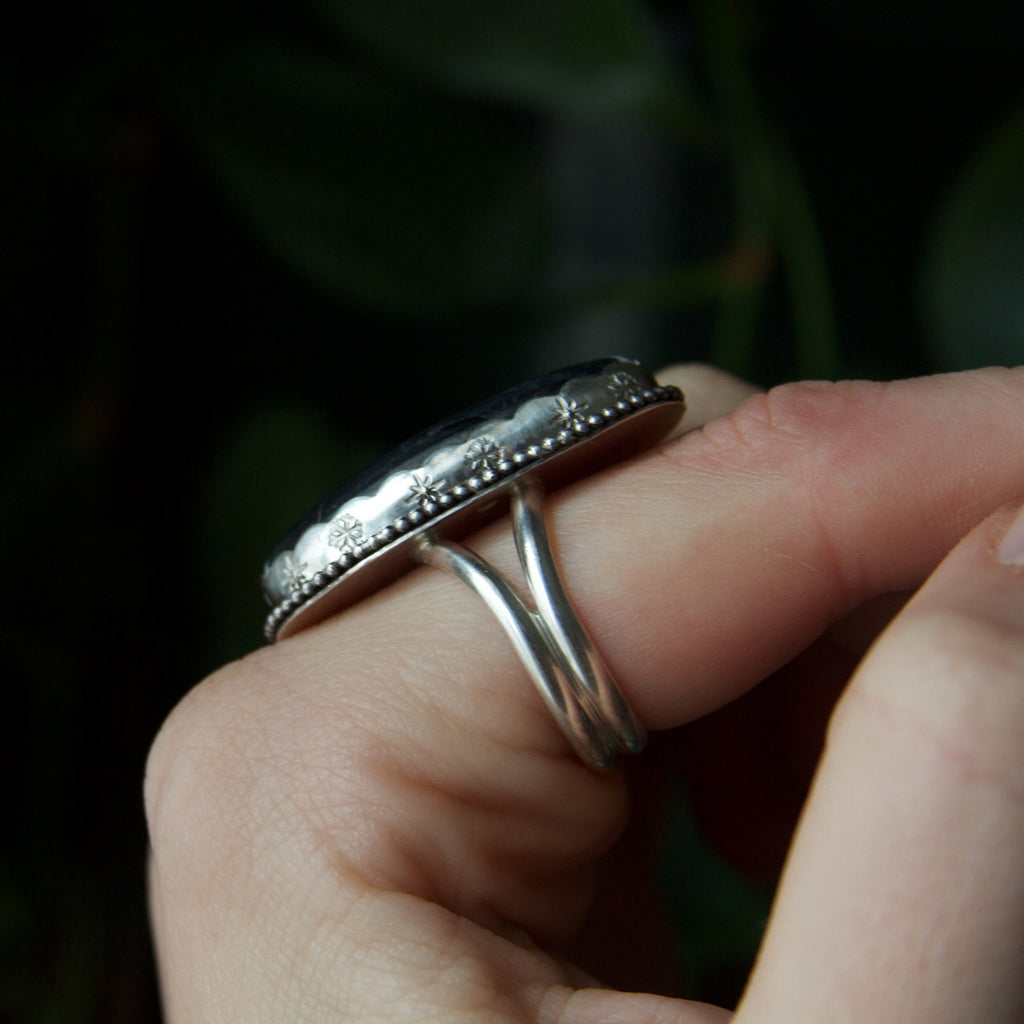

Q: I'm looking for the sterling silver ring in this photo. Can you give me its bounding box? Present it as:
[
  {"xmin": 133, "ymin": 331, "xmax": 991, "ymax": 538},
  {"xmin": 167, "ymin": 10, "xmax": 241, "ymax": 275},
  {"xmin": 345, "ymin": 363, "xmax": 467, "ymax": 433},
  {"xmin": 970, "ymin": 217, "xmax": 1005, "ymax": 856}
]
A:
[{"xmin": 261, "ymin": 357, "xmax": 684, "ymax": 770}]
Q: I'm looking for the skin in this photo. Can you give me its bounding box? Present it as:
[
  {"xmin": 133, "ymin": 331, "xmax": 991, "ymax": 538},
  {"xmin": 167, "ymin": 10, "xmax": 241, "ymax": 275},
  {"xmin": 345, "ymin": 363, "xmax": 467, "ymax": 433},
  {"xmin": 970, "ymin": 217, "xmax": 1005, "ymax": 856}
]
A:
[{"xmin": 146, "ymin": 365, "xmax": 1024, "ymax": 1023}]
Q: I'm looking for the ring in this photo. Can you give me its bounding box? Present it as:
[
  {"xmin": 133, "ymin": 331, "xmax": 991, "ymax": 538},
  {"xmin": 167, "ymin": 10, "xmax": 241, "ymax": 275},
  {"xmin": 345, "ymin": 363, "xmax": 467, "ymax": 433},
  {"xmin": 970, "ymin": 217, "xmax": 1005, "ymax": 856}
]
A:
[{"xmin": 261, "ymin": 357, "xmax": 684, "ymax": 770}]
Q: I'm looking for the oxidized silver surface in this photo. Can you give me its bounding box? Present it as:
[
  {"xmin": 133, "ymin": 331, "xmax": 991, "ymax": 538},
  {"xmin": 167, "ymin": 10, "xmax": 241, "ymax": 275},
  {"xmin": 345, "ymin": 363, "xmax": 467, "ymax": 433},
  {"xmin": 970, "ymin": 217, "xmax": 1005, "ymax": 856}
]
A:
[
  {"xmin": 260, "ymin": 360, "xmax": 684, "ymax": 643},
  {"xmin": 262, "ymin": 357, "xmax": 683, "ymax": 645}
]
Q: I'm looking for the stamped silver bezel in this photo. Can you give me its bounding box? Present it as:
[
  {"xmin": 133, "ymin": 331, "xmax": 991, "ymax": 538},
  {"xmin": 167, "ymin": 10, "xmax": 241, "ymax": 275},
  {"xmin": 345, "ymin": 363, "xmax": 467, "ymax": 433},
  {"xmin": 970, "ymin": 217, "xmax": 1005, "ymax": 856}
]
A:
[{"xmin": 261, "ymin": 358, "xmax": 683, "ymax": 642}]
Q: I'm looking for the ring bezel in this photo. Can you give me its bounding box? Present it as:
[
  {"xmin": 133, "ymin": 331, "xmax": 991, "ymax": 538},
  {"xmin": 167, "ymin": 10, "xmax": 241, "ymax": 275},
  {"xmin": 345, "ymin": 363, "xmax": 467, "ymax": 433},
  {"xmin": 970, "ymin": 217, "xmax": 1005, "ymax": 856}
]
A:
[{"xmin": 261, "ymin": 357, "xmax": 683, "ymax": 642}]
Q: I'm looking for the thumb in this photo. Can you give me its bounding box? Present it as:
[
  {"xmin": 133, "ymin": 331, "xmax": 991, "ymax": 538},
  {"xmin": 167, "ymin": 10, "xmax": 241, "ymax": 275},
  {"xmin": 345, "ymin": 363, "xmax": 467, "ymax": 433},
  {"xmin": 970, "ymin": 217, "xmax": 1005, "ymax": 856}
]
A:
[{"xmin": 737, "ymin": 501, "xmax": 1024, "ymax": 1023}]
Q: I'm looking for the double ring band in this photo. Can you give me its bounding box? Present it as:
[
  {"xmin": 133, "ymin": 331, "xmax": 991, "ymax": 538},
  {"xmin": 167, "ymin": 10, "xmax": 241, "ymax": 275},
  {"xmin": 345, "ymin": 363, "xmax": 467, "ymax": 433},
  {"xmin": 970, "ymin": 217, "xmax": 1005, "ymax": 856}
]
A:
[{"xmin": 261, "ymin": 357, "xmax": 684, "ymax": 770}]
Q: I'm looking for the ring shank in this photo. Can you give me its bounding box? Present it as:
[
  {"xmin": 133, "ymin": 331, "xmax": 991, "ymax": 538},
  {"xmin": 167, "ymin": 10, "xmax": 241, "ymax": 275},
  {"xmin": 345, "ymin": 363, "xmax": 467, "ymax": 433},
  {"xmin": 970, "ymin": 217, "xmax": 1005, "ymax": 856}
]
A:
[{"xmin": 415, "ymin": 478, "xmax": 644, "ymax": 771}]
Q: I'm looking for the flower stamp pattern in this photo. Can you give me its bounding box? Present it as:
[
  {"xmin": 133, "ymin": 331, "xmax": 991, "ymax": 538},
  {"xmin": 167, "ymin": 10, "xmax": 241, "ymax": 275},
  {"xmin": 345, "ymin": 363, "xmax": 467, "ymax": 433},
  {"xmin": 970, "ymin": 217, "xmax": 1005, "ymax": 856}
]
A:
[
  {"xmin": 409, "ymin": 472, "xmax": 444, "ymax": 511},
  {"xmin": 279, "ymin": 553, "xmax": 309, "ymax": 595},
  {"xmin": 555, "ymin": 396, "xmax": 587, "ymax": 430},
  {"xmin": 464, "ymin": 436, "xmax": 507, "ymax": 473},
  {"xmin": 328, "ymin": 513, "xmax": 365, "ymax": 554},
  {"xmin": 607, "ymin": 371, "xmax": 640, "ymax": 397}
]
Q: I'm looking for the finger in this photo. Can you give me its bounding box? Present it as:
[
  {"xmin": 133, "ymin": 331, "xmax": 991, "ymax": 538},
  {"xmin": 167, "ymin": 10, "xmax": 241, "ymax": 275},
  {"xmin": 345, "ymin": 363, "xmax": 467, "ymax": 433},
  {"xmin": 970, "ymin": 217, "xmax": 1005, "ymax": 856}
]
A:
[
  {"xmin": 557, "ymin": 368, "xmax": 1024, "ymax": 728},
  {"xmin": 656, "ymin": 363, "xmax": 761, "ymax": 435},
  {"xmin": 736, "ymin": 502, "xmax": 1024, "ymax": 1023},
  {"xmin": 678, "ymin": 591, "xmax": 910, "ymax": 884},
  {"xmin": 544, "ymin": 987, "xmax": 733, "ymax": 1024}
]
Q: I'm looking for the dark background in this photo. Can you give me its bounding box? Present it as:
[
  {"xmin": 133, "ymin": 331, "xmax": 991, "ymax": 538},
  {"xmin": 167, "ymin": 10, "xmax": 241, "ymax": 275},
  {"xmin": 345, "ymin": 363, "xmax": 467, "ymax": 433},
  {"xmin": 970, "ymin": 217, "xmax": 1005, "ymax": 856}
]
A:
[{"xmin": 4, "ymin": 0, "xmax": 1023, "ymax": 1018}]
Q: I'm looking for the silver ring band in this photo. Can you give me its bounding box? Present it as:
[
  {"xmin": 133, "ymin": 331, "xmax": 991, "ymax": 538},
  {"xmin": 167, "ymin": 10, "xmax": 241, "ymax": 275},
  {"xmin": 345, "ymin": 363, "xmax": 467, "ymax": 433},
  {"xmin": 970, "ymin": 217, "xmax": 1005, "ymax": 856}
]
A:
[
  {"xmin": 416, "ymin": 477, "xmax": 644, "ymax": 770},
  {"xmin": 261, "ymin": 357, "xmax": 684, "ymax": 770}
]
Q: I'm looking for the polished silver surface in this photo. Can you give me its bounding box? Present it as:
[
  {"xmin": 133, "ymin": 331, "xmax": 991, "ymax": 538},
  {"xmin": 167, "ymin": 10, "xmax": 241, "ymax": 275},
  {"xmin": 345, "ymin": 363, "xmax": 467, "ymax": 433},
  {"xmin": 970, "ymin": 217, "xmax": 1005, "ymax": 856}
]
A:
[
  {"xmin": 416, "ymin": 478, "xmax": 645, "ymax": 770},
  {"xmin": 260, "ymin": 356, "xmax": 683, "ymax": 769}
]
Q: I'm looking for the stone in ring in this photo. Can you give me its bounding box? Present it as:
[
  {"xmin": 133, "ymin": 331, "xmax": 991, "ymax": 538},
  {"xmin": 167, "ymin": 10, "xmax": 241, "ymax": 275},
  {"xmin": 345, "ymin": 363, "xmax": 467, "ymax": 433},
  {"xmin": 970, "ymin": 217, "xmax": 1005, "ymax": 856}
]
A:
[{"xmin": 261, "ymin": 357, "xmax": 684, "ymax": 771}]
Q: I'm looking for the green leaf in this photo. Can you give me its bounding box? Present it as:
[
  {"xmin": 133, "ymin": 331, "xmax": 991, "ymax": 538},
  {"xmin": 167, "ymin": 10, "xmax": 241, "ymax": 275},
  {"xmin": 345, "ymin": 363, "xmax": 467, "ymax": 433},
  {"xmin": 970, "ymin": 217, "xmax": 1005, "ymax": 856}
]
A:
[
  {"xmin": 921, "ymin": 97, "xmax": 1024, "ymax": 370},
  {"xmin": 312, "ymin": 0, "xmax": 706, "ymax": 133},
  {"xmin": 173, "ymin": 43, "xmax": 547, "ymax": 315},
  {"xmin": 696, "ymin": 0, "xmax": 837, "ymax": 380}
]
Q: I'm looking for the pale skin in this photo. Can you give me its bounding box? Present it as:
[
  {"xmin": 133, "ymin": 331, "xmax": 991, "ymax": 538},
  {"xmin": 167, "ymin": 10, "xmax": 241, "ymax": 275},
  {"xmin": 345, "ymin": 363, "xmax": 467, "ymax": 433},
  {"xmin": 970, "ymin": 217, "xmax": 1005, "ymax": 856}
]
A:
[{"xmin": 146, "ymin": 365, "xmax": 1024, "ymax": 1023}]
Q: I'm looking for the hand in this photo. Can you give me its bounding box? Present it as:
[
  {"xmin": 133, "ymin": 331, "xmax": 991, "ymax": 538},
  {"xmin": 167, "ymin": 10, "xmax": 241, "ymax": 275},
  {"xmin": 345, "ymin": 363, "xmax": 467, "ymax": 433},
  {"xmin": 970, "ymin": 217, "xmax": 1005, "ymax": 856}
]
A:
[{"xmin": 146, "ymin": 366, "xmax": 1024, "ymax": 1023}]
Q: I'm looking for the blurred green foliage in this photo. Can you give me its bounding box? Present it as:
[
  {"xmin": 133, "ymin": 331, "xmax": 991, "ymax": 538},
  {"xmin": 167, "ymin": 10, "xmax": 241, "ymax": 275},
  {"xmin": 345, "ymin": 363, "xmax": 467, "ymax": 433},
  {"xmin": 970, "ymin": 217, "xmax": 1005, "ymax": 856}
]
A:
[
  {"xmin": 922, "ymin": 95, "xmax": 1024, "ymax": 370},
  {"xmin": 177, "ymin": 45, "xmax": 551, "ymax": 314},
  {"xmin": 312, "ymin": 0, "xmax": 694, "ymax": 123},
  {"xmin": 4, "ymin": 0, "xmax": 1023, "ymax": 1019}
]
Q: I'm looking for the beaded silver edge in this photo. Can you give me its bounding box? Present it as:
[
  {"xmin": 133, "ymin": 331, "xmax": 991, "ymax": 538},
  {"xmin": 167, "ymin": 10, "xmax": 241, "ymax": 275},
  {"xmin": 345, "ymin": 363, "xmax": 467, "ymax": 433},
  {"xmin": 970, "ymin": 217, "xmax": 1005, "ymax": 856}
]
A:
[{"xmin": 263, "ymin": 377, "xmax": 681, "ymax": 642}]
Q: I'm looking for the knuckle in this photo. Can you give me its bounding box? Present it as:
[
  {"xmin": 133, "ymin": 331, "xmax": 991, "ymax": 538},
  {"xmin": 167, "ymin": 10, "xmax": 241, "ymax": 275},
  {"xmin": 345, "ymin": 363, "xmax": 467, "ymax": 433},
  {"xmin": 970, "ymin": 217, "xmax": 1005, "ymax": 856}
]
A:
[
  {"xmin": 686, "ymin": 379, "xmax": 880, "ymax": 480},
  {"xmin": 665, "ymin": 378, "xmax": 892, "ymax": 609},
  {"xmin": 144, "ymin": 653, "xmax": 285, "ymax": 856},
  {"xmin": 144, "ymin": 667, "xmax": 233, "ymax": 845},
  {"xmin": 143, "ymin": 646, "xmax": 427, "ymax": 890}
]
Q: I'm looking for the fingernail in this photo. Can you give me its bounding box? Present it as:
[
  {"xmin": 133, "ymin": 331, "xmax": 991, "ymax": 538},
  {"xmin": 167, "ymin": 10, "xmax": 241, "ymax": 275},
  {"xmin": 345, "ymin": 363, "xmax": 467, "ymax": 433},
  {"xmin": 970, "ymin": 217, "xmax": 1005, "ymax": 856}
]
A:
[{"xmin": 997, "ymin": 502, "xmax": 1024, "ymax": 566}]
